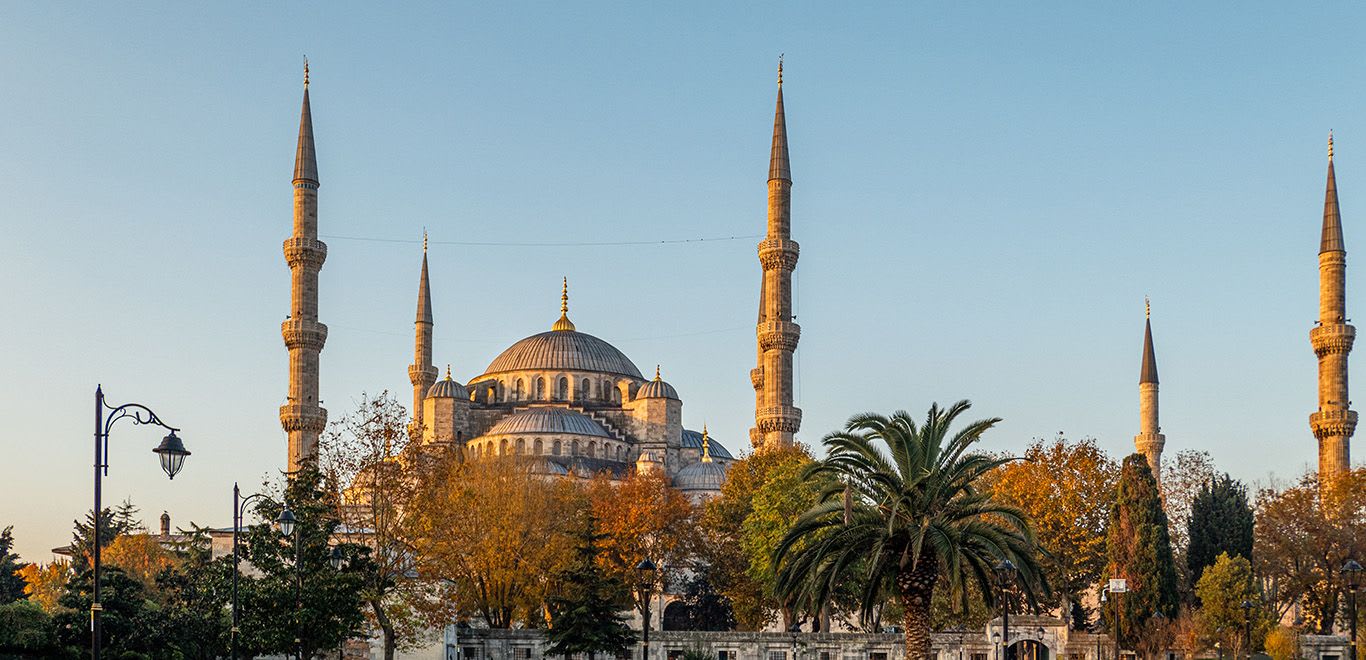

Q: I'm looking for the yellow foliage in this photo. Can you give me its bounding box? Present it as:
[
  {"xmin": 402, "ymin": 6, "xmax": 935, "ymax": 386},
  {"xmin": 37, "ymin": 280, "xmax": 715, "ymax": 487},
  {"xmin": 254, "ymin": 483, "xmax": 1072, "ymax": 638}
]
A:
[
  {"xmin": 102, "ymin": 534, "xmax": 177, "ymax": 592},
  {"xmin": 18, "ymin": 561, "xmax": 71, "ymax": 613},
  {"xmin": 1263, "ymin": 626, "xmax": 1298, "ymax": 660}
]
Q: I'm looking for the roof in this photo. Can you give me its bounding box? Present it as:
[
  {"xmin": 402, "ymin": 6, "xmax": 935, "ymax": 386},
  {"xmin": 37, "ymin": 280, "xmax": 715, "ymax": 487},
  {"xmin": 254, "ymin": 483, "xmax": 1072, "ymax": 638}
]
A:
[
  {"xmin": 1323, "ymin": 144, "xmax": 1345, "ymax": 254},
  {"xmin": 483, "ymin": 407, "xmax": 611, "ymax": 438},
  {"xmin": 293, "ymin": 86, "xmax": 319, "ymax": 185},
  {"xmin": 635, "ymin": 377, "xmax": 679, "ymax": 400},
  {"xmin": 682, "ymin": 429, "xmax": 733, "ymax": 460},
  {"xmin": 769, "ymin": 68, "xmax": 790, "ymax": 182},
  {"xmin": 674, "ymin": 459, "xmax": 728, "ymax": 491},
  {"xmin": 479, "ymin": 330, "xmax": 643, "ymax": 379},
  {"xmin": 1140, "ymin": 318, "xmax": 1158, "ymax": 385},
  {"xmin": 427, "ymin": 374, "xmax": 469, "ymax": 400}
]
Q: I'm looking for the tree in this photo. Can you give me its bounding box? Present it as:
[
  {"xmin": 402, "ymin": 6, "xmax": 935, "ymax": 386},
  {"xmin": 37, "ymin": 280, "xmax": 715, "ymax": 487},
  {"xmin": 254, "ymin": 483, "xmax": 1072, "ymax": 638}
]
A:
[
  {"xmin": 0, "ymin": 528, "xmax": 28, "ymax": 604},
  {"xmin": 1253, "ymin": 469, "xmax": 1366, "ymax": 633},
  {"xmin": 773, "ymin": 401, "xmax": 1048, "ymax": 660},
  {"xmin": 102, "ymin": 533, "xmax": 176, "ymax": 600},
  {"xmin": 1162, "ymin": 449, "xmax": 1215, "ymax": 597},
  {"xmin": 1263, "ymin": 626, "xmax": 1299, "ymax": 660},
  {"xmin": 670, "ymin": 569, "xmax": 737, "ymax": 632},
  {"xmin": 154, "ymin": 525, "xmax": 233, "ymax": 660},
  {"xmin": 238, "ymin": 463, "xmax": 370, "ymax": 659},
  {"xmin": 1186, "ymin": 474, "xmax": 1253, "ymax": 589},
  {"xmin": 323, "ymin": 392, "xmax": 429, "ymax": 660},
  {"xmin": 0, "ymin": 600, "xmax": 55, "ymax": 657},
  {"xmin": 1104, "ymin": 454, "xmax": 1179, "ymax": 648},
  {"xmin": 406, "ymin": 453, "xmax": 580, "ymax": 628},
  {"xmin": 589, "ymin": 469, "xmax": 701, "ymax": 629},
  {"xmin": 17, "ymin": 562, "xmax": 69, "ymax": 613},
  {"xmin": 989, "ymin": 435, "xmax": 1118, "ymax": 628},
  {"xmin": 545, "ymin": 514, "xmax": 635, "ymax": 659},
  {"xmin": 52, "ymin": 566, "xmax": 164, "ymax": 657},
  {"xmin": 701, "ymin": 444, "xmax": 822, "ymax": 630},
  {"xmin": 1194, "ymin": 553, "xmax": 1269, "ymax": 659}
]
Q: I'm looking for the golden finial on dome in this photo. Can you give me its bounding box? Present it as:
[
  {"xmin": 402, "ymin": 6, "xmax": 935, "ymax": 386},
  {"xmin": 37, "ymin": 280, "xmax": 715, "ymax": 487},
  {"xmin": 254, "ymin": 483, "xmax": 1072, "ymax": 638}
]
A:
[
  {"xmin": 552, "ymin": 277, "xmax": 576, "ymax": 332},
  {"xmin": 701, "ymin": 424, "xmax": 712, "ymax": 463},
  {"xmin": 445, "ymin": 364, "xmax": 452, "ymax": 379},
  {"xmin": 655, "ymin": 365, "xmax": 661, "ymax": 381},
  {"xmin": 303, "ymin": 57, "xmax": 310, "ymax": 89},
  {"xmin": 1330, "ymin": 130, "xmax": 1335, "ymax": 161}
]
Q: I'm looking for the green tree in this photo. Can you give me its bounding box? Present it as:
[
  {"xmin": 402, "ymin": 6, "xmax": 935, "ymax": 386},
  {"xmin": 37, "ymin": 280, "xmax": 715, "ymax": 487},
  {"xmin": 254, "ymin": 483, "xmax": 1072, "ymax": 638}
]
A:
[
  {"xmin": 52, "ymin": 566, "xmax": 164, "ymax": 657},
  {"xmin": 671, "ymin": 569, "xmax": 737, "ymax": 632},
  {"xmin": 545, "ymin": 515, "xmax": 635, "ymax": 659},
  {"xmin": 155, "ymin": 526, "xmax": 232, "ymax": 660},
  {"xmin": 773, "ymin": 401, "xmax": 1048, "ymax": 660},
  {"xmin": 1186, "ymin": 474, "xmax": 1254, "ymax": 590},
  {"xmin": 0, "ymin": 600, "xmax": 55, "ymax": 657},
  {"xmin": 238, "ymin": 463, "xmax": 370, "ymax": 659},
  {"xmin": 1194, "ymin": 553, "xmax": 1269, "ymax": 659},
  {"xmin": 0, "ymin": 528, "xmax": 28, "ymax": 604},
  {"xmin": 1104, "ymin": 454, "xmax": 1179, "ymax": 649}
]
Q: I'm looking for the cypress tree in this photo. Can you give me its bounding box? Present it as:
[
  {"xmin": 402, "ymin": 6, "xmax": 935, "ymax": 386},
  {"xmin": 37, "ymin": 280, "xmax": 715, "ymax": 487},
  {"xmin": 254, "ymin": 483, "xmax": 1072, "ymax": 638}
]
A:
[
  {"xmin": 0, "ymin": 527, "xmax": 28, "ymax": 603},
  {"xmin": 1185, "ymin": 473, "xmax": 1254, "ymax": 589},
  {"xmin": 1103, "ymin": 454, "xmax": 1179, "ymax": 648},
  {"xmin": 546, "ymin": 515, "xmax": 635, "ymax": 659}
]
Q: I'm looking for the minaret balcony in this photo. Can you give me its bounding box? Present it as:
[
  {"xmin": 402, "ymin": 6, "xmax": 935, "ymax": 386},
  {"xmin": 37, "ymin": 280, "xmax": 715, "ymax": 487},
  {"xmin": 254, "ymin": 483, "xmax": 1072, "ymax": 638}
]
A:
[
  {"xmin": 758, "ymin": 238, "xmax": 800, "ymax": 271},
  {"xmin": 281, "ymin": 319, "xmax": 328, "ymax": 351},
  {"xmin": 279, "ymin": 404, "xmax": 328, "ymax": 434},
  {"xmin": 758, "ymin": 321, "xmax": 801, "ymax": 352},
  {"xmin": 1310, "ymin": 409, "xmax": 1357, "ymax": 439},
  {"xmin": 756, "ymin": 406, "xmax": 802, "ymax": 433},
  {"xmin": 1310, "ymin": 323, "xmax": 1356, "ymax": 356},
  {"xmin": 283, "ymin": 237, "xmax": 328, "ymax": 270},
  {"xmin": 409, "ymin": 363, "xmax": 438, "ymax": 385}
]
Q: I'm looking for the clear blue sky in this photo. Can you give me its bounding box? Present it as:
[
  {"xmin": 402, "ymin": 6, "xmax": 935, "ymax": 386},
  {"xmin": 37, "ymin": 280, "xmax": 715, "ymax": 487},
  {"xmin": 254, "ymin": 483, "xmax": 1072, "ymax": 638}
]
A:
[{"xmin": 1, "ymin": 2, "xmax": 1360, "ymax": 562}]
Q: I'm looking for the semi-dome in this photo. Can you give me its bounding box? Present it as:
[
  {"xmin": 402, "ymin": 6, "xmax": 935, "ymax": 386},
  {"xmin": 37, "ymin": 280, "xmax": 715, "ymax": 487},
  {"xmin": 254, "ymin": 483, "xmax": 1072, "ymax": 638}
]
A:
[
  {"xmin": 635, "ymin": 367, "xmax": 679, "ymax": 400},
  {"xmin": 426, "ymin": 369, "xmax": 470, "ymax": 400},
  {"xmin": 483, "ymin": 406, "xmax": 611, "ymax": 438},
  {"xmin": 682, "ymin": 429, "xmax": 733, "ymax": 460},
  {"xmin": 674, "ymin": 459, "xmax": 727, "ymax": 492},
  {"xmin": 480, "ymin": 329, "xmax": 643, "ymax": 379}
]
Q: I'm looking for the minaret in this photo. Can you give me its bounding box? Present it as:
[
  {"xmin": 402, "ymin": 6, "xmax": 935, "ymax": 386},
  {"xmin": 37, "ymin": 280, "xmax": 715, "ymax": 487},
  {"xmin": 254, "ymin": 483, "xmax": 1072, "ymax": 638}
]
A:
[
  {"xmin": 752, "ymin": 57, "xmax": 802, "ymax": 449},
  {"xmin": 1310, "ymin": 132, "xmax": 1355, "ymax": 483},
  {"xmin": 408, "ymin": 233, "xmax": 437, "ymax": 430},
  {"xmin": 280, "ymin": 61, "xmax": 329, "ymax": 473},
  {"xmin": 1135, "ymin": 298, "xmax": 1165, "ymax": 486}
]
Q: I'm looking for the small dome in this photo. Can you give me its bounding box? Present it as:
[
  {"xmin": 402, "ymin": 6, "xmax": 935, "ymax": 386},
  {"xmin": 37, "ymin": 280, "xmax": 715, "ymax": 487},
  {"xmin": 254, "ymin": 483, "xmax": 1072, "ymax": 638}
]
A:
[
  {"xmin": 484, "ymin": 407, "xmax": 610, "ymax": 438},
  {"xmin": 529, "ymin": 457, "xmax": 570, "ymax": 476},
  {"xmin": 681, "ymin": 429, "xmax": 733, "ymax": 460},
  {"xmin": 427, "ymin": 370, "xmax": 469, "ymax": 400},
  {"xmin": 674, "ymin": 460, "xmax": 727, "ymax": 492},
  {"xmin": 635, "ymin": 367, "xmax": 679, "ymax": 400}
]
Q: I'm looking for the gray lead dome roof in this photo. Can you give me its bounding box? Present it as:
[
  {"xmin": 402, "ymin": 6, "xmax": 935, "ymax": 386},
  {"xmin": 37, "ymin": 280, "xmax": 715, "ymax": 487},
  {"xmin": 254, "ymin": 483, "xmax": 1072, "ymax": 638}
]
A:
[
  {"xmin": 674, "ymin": 460, "xmax": 728, "ymax": 492},
  {"xmin": 483, "ymin": 407, "xmax": 611, "ymax": 438},
  {"xmin": 479, "ymin": 330, "xmax": 643, "ymax": 379},
  {"xmin": 682, "ymin": 429, "xmax": 733, "ymax": 460}
]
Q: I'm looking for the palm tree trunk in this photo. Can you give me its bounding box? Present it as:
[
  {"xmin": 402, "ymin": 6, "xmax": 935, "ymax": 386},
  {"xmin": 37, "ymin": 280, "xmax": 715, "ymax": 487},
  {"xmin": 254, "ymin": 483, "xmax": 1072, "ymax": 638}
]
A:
[{"xmin": 897, "ymin": 558, "xmax": 939, "ymax": 660}]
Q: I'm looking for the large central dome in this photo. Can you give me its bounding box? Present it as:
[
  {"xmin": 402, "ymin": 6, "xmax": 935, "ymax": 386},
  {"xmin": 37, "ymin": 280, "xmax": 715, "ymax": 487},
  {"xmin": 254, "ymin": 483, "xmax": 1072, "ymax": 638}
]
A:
[{"xmin": 480, "ymin": 329, "xmax": 643, "ymax": 379}]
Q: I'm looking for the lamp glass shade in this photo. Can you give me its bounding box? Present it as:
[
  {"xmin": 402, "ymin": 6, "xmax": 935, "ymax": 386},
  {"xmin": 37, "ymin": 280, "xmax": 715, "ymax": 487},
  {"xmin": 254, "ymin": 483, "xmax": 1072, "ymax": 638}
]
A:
[
  {"xmin": 1343, "ymin": 559, "xmax": 1363, "ymax": 588},
  {"xmin": 152, "ymin": 432, "xmax": 190, "ymax": 479},
  {"xmin": 993, "ymin": 558, "xmax": 1017, "ymax": 585},
  {"xmin": 277, "ymin": 508, "xmax": 297, "ymax": 537},
  {"xmin": 330, "ymin": 547, "xmax": 344, "ymax": 570}
]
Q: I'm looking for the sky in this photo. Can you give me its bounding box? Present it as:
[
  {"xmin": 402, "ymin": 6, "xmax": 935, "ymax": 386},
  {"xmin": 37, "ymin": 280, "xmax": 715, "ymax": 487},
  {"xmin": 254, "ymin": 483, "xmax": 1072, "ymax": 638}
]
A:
[{"xmin": 1, "ymin": 2, "xmax": 1363, "ymax": 563}]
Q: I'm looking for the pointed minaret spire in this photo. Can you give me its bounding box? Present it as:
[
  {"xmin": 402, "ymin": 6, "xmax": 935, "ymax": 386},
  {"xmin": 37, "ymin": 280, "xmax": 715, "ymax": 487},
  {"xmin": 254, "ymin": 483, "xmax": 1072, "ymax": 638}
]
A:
[
  {"xmin": 552, "ymin": 277, "xmax": 576, "ymax": 332},
  {"xmin": 409, "ymin": 236, "xmax": 437, "ymax": 429},
  {"xmin": 280, "ymin": 64, "xmax": 328, "ymax": 473},
  {"xmin": 1311, "ymin": 132, "xmax": 1355, "ymax": 489},
  {"xmin": 752, "ymin": 58, "xmax": 802, "ymax": 449},
  {"xmin": 1135, "ymin": 299, "xmax": 1165, "ymax": 486}
]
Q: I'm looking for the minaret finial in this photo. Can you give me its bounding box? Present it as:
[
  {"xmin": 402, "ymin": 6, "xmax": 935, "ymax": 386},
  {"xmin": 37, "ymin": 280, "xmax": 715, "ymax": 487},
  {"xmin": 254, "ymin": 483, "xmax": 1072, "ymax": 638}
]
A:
[
  {"xmin": 304, "ymin": 56, "xmax": 310, "ymax": 89},
  {"xmin": 1145, "ymin": 296, "xmax": 1150, "ymax": 319},
  {"xmin": 552, "ymin": 277, "xmax": 576, "ymax": 332},
  {"xmin": 1330, "ymin": 130, "xmax": 1335, "ymax": 161},
  {"xmin": 423, "ymin": 228, "xmax": 428, "ymax": 254},
  {"xmin": 777, "ymin": 54, "xmax": 783, "ymax": 86}
]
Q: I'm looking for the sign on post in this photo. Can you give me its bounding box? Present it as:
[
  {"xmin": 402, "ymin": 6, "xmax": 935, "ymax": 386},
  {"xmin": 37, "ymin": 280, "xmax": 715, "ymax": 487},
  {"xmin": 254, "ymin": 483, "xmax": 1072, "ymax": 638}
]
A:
[{"xmin": 1108, "ymin": 578, "xmax": 1127, "ymax": 593}]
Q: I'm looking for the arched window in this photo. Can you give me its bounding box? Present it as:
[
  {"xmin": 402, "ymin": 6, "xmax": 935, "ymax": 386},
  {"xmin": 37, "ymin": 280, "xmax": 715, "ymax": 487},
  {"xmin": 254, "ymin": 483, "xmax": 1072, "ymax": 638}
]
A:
[
  {"xmin": 516, "ymin": 438, "xmax": 526, "ymax": 455},
  {"xmin": 612, "ymin": 387, "xmax": 621, "ymax": 405},
  {"xmin": 579, "ymin": 378, "xmax": 590, "ymax": 401},
  {"xmin": 514, "ymin": 379, "xmax": 524, "ymax": 401},
  {"xmin": 535, "ymin": 378, "xmax": 546, "ymax": 400},
  {"xmin": 552, "ymin": 440, "xmax": 561, "ymax": 456},
  {"xmin": 587, "ymin": 441, "xmax": 596, "ymax": 458},
  {"xmin": 487, "ymin": 387, "xmax": 497, "ymax": 404},
  {"xmin": 571, "ymin": 440, "xmax": 579, "ymax": 456},
  {"xmin": 557, "ymin": 377, "xmax": 569, "ymax": 401},
  {"xmin": 499, "ymin": 438, "xmax": 508, "ymax": 456},
  {"xmin": 534, "ymin": 439, "xmax": 543, "ymax": 455},
  {"xmin": 602, "ymin": 380, "xmax": 611, "ymax": 401}
]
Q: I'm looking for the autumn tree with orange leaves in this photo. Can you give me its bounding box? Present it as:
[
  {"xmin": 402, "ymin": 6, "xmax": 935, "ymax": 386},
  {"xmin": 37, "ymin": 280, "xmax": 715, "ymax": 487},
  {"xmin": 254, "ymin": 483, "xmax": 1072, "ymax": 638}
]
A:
[{"xmin": 588, "ymin": 470, "xmax": 701, "ymax": 622}]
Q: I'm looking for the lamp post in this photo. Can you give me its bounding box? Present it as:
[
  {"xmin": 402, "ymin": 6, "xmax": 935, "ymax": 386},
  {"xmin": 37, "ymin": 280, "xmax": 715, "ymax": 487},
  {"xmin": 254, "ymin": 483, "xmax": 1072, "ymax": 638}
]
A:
[
  {"xmin": 230, "ymin": 482, "xmax": 296, "ymax": 660},
  {"xmin": 995, "ymin": 559, "xmax": 1018, "ymax": 660},
  {"xmin": 287, "ymin": 509, "xmax": 302, "ymax": 660},
  {"xmin": 1240, "ymin": 600, "xmax": 1254, "ymax": 660},
  {"xmin": 1343, "ymin": 559, "xmax": 1362, "ymax": 660},
  {"xmin": 91, "ymin": 386, "xmax": 189, "ymax": 660},
  {"xmin": 635, "ymin": 558, "xmax": 657, "ymax": 660}
]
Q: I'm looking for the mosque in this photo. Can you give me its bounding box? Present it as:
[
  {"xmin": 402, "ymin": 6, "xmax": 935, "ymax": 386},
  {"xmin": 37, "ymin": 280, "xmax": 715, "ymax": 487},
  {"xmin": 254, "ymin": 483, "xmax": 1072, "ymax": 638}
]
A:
[{"xmin": 277, "ymin": 61, "xmax": 809, "ymax": 500}]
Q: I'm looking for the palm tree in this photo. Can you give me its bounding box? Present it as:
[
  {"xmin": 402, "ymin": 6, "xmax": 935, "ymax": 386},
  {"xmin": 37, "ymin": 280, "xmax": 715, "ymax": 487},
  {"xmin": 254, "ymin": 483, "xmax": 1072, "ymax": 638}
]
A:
[{"xmin": 774, "ymin": 401, "xmax": 1047, "ymax": 660}]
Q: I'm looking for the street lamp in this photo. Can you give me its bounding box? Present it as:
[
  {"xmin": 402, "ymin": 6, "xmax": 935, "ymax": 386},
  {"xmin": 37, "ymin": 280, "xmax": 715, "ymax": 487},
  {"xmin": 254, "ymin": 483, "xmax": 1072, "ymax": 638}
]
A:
[
  {"xmin": 1240, "ymin": 600, "xmax": 1254, "ymax": 660},
  {"xmin": 91, "ymin": 386, "xmax": 188, "ymax": 660},
  {"xmin": 995, "ymin": 559, "xmax": 1018, "ymax": 660},
  {"xmin": 992, "ymin": 631, "xmax": 1002, "ymax": 660},
  {"xmin": 230, "ymin": 482, "xmax": 295, "ymax": 660},
  {"xmin": 635, "ymin": 558, "xmax": 657, "ymax": 660},
  {"xmin": 1342, "ymin": 559, "xmax": 1362, "ymax": 660},
  {"xmin": 330, "ymin": 546, "xmax": 345, "ymax": 571}
]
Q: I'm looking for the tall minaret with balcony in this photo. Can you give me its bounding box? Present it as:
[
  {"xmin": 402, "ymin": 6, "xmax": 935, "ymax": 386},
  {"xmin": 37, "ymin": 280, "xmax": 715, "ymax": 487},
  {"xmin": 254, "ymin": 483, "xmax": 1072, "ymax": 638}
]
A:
[
  {"xmin": 1310, "ymin": 132, "xmax": 1355, "ymax": 484},
  {"xmin": 409, "ymin": 234, "xmax": 438, "ymax": 432},
  {"xmin": 1135, "ymin": 299, "xmax": 1165, "ymax": 486},
  {"xmin": 280, "ymin": 62, "xmax": 329, "ymax": 473},
  {"xmin": 751, "ymin": 58, "xmax": 802, "ymax": 449}
]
